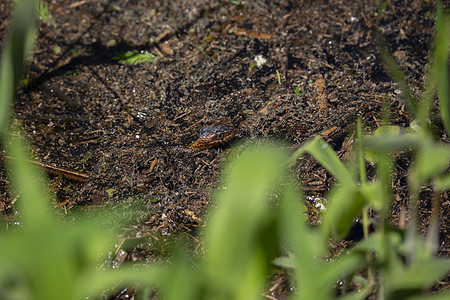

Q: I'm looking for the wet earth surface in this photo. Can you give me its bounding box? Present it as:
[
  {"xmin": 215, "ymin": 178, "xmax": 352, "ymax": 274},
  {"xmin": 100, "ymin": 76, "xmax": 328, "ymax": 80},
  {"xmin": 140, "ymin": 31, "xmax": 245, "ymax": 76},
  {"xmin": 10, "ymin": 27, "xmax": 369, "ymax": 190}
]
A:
[{"xmin": 1, "ymin": 0, "xmax": 449, "ymax": 298}]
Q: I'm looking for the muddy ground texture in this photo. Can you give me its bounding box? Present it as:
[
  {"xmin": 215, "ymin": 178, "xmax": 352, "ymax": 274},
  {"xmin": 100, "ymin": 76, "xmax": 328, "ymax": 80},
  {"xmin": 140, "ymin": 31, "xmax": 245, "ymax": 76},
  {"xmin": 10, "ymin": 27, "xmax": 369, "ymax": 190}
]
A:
[{"xmin": 1, "ymin": 0, "xmax": 449, "ymax": 298}]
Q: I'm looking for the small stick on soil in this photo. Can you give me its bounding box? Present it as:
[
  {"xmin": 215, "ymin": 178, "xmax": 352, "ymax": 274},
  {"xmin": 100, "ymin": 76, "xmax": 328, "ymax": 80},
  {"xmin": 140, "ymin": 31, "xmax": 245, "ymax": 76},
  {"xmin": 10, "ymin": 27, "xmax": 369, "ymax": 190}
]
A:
[{"xmin": 2, "ymin": 155, "xmax": 89, "ymax": 181}]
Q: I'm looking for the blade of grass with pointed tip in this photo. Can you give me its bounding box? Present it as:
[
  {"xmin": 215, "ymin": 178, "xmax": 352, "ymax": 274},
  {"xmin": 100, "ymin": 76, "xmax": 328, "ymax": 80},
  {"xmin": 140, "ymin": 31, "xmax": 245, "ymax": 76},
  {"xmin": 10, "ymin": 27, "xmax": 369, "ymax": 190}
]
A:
[{"xmin": 291, "ymin": 137, "xmax": 354, "ymax": 187}]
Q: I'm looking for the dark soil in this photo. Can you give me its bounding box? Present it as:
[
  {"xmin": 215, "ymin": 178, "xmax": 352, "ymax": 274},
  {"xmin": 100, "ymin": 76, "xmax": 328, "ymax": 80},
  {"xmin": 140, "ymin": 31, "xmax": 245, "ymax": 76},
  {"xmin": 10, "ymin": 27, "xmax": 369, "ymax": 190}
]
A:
[{"xmin": 1, "ymin": 0, "xmax": 449, "ymax": 298}]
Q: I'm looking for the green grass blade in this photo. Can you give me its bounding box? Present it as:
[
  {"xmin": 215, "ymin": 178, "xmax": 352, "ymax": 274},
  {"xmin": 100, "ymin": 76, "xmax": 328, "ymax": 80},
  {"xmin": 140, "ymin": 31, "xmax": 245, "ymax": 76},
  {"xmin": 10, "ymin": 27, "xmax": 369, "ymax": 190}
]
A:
[
  {"xmin": 203, "ymin": 142, "xmax": 287, "ymax": 300},
  {"xmin": 4, "ymin": 131, "xmax": 53, "ymax": 228},
  {"xmin": 278, "ymin": 183, "xmax": 329, "ymax": 300},
  {"xmin": 0, "ymin": 0, "xmax": 36, "ymax": 133},
  {"xmin": 435, "ymin": 174, "xmax": 450, "ymax": 190},
  {"xmin": 393, "ymin": 260, "xmax": 450, "ymax": 291},
  {"xmin": 435, "ymin": 2, "xmax": 450, "ymax": 135},
  {"xmin": 407, "ymin": 292, "xmax": 450, "ymax": 300},
  {"xmin": 279, "ymin": 182, "xmax": 366, "ymax": 300},
  {"xmin": 291, "ymin": 137, "xmax": 354, "ymax": 187},
  {"xmin": 357, "ymin": 117, "xmax": 367, "ymax": 184},
  {"xmin": 322, "ymin": 185, "xmax": 367, "ymax": 240},
  {"xmin": 416, "ymin": 143, "xmax": 450, "ymax": 182}
]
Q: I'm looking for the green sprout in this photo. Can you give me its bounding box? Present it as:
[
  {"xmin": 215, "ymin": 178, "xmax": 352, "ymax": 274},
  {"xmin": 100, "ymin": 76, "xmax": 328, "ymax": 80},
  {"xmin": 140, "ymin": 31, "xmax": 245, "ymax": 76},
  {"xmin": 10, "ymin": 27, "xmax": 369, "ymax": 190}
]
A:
[
  {"xmin": 106, "ymin": 188, "xmax": 117, "ymax": 197},
  {"xmin": 294, "ymin": 84, "xmax": 303, "ymax": 96},
  {"xmin": 375, "ymin": 1, "xmax": 388, "ymax": 16},
  {"xmin": 112, "ymin": 50, "xmax": 158, "ymax": 65},
  {"xmin": 70, "ymin": 49, "xmax": 82, "ymax": 55},
  {"xmin": 35, "ymin": 0, "xmax": 55, "ymax": 26}
]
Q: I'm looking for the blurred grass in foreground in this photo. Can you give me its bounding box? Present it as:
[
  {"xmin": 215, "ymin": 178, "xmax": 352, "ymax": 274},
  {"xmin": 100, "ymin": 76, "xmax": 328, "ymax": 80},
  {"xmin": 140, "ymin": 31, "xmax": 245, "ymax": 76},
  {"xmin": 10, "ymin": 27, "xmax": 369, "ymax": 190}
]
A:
[{"xmin": 0, "ymin": 0, "xmax": 449, "ymax": 299}]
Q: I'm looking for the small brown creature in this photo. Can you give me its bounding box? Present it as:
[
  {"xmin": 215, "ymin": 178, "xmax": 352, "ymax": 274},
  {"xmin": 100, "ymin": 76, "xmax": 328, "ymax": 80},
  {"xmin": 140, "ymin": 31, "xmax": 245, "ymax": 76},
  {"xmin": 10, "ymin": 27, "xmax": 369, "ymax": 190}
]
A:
[{"xmin": 190, "ymin": 119, "xmax": 236, "ymax": 149}]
